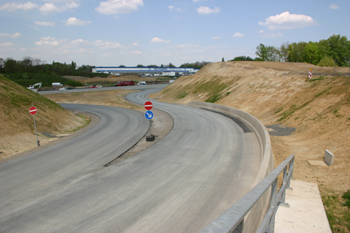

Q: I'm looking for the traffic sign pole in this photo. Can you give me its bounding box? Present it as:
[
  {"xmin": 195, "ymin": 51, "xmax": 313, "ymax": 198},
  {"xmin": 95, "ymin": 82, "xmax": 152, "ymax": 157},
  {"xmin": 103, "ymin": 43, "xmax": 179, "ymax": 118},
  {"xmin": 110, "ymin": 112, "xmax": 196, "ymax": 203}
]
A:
[
  {"xmin": 30, "ymin": 103, "xmax": 40, "ymax": 146},
  {"xmin": 144, "ymin": 101, "xmax": 155, "ymax": 141}
]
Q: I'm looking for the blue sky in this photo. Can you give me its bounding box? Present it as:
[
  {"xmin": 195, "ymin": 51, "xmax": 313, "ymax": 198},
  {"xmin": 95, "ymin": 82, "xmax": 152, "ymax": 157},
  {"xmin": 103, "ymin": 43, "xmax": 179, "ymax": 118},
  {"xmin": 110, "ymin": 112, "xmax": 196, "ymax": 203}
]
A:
[{"xmin": 1, "ymin": 0, "xmax": 349, "ymax": 67}]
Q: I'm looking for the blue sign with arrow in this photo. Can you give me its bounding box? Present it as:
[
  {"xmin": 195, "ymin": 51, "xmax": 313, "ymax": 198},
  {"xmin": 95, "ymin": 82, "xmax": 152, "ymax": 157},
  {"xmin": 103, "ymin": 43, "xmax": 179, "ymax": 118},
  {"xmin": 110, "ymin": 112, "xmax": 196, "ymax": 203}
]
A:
[{"xmin": 145, "ymin": 111, "xmax": 153, "ymax": 120}]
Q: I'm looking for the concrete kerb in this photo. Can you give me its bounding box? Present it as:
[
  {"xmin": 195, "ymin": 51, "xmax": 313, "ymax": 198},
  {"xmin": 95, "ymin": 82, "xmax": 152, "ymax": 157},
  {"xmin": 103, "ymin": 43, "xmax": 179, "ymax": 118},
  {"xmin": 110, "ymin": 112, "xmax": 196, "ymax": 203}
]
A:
[{"xmin": 187, "ymin": 101, "xmax": 274, "ymax": 232}]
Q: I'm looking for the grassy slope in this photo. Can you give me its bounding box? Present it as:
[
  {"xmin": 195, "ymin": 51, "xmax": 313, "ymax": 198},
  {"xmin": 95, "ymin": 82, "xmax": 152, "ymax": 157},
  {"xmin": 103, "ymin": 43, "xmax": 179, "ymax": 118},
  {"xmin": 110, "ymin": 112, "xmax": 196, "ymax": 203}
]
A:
[{"xmin": 0, "ymin": 74, "xmax": 84, "ymax": 156}]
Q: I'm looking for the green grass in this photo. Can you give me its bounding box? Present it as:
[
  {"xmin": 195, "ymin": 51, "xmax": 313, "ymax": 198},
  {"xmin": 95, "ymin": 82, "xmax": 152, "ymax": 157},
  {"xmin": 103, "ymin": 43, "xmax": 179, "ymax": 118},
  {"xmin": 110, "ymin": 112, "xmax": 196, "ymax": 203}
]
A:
[
  {"xmin": 278, "ymin": 87, "xmax": 333, "ymax": 121},
  {"xmin": 322, "ymin": 191, "xmax": 350, "ymax": 232},
  {"xmin": 176, "ymin": 91, "xmax": 188, "ymax": 99},
  {"xmin": 191, "ymin": 76, "xmax": 233, "ymax": 103}
]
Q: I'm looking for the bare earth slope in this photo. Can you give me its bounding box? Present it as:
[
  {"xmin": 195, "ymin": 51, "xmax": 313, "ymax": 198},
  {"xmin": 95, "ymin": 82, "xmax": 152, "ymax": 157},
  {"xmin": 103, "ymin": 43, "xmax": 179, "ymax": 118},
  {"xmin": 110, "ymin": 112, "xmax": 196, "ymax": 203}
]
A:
[
  {"xmin": 154, "ymin": 61, "xmax": 350, "ymax": 198},
  {"xmin": 0, "ymin": 75, "xmax": 85, "ymax": 159}
]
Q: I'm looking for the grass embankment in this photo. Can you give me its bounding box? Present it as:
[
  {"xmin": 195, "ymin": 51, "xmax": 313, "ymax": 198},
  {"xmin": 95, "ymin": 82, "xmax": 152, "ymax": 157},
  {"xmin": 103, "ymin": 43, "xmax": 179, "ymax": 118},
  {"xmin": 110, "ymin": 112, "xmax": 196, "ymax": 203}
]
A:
[{"xmin": 0, "ymin": 75, "xmax": 86, "ymax": 158}]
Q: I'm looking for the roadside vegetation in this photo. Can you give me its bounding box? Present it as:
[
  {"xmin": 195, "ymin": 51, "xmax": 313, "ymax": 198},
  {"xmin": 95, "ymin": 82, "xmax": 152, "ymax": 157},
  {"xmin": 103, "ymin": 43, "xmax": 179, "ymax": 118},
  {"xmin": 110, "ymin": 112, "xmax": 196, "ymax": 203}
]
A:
[{"xmin": 322, "ymin": 189, "xmax": 350, "ymax": 232}]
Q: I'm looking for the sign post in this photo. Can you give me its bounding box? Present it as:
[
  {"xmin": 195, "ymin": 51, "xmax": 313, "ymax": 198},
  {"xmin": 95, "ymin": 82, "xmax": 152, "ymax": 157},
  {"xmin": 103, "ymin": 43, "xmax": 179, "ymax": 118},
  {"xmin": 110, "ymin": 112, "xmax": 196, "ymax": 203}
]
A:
[
  {"xmin": 308, "ymin": 68, "xmax": 312, "ymax": 79},
  {"xmin": 29, "ymin": 104, "xmax": 40, "ymax": 146},
  {"xmin": 144, "ymin": 101, "xmax": 155, "ymax": 141}
]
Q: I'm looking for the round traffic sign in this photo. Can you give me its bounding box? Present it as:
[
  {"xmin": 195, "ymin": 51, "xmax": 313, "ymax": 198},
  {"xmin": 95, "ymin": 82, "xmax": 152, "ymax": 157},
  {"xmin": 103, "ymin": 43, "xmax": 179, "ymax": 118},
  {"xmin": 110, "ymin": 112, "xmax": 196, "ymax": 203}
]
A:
[
  {"xmin": 29, "ymin": 106, "xmax": 37, "ymax": 115},
  {"xmin": 145, "ymin": 111, "xmax": 153, "ymax": 120},
  {"xmin": 144, "ymin": 101, "xmax": 153, "ymax": 110}
]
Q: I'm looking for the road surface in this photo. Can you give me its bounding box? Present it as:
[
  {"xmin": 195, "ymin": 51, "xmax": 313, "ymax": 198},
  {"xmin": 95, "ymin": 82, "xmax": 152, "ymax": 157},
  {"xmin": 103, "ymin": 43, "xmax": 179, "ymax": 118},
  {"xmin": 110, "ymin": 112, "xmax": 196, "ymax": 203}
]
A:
[{"xmin": 0, "ymin": 86, "xmax": 261, "ymax": 232}]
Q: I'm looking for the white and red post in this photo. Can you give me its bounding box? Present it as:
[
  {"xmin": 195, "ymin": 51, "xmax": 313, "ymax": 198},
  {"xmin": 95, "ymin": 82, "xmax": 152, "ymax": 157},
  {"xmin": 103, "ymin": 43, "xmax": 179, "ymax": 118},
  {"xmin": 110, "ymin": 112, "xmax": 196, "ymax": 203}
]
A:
[{"xmin": 308, "ymin": 68, "xmax": 312, "ymax": 79}]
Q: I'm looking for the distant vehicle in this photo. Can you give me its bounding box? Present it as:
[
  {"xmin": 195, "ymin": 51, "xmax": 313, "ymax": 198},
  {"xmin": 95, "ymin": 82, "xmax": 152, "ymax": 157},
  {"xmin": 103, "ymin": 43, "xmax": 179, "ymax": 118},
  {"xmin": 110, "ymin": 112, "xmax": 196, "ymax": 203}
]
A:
[
  {"xmin": 27, "ymin": 82, "xmax": 42, "ymax": 92},
  {"xmin": 169, "ymin": 80, "xmax": 175, "ymax": 84},
  {"xmin": 138, "ymin": 81, "xmax": 146, "ymax": 85},
  {"xmin": 114, "ymin": 81, "xmax": 135, "ymax": 86},
  {"xmin": 52, "ymin": 82, "xmax": 63, "ymax": 86},
  {"xmin": 90, "ymin": 85, "xmax": 102, "ymax": 88},
  {"xmin": 59, "ymin": 87, "xmax": 73, "ymax": 90}
]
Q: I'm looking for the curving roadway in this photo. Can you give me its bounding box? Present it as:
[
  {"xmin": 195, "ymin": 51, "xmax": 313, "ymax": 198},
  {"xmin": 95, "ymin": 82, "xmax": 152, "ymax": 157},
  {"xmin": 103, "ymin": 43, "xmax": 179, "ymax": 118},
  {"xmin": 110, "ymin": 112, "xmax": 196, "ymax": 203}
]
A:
[{"xmin": 0, "ymin": 86, "xmax": 261, "ymax": 232}]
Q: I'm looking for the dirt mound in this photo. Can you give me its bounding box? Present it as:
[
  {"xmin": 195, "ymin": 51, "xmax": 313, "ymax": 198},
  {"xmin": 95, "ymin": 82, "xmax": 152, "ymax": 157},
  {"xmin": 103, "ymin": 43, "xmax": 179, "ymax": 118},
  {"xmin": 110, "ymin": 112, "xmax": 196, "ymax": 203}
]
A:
[
  {"xmin": 0, "ymin": 75, "xmax": 85, "ymax": 159},
  {"xmin": 155, "ymin": 61, "xmax": 350, "ymax": 195}
]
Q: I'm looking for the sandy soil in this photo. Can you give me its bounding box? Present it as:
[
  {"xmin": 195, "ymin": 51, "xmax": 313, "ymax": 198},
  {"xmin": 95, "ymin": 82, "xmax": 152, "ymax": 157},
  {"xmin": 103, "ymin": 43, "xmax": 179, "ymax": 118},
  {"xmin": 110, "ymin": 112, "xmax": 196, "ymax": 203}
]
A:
[{"xmin": 153, "ymin": 61, "xmax": 350, "ymax": 197}]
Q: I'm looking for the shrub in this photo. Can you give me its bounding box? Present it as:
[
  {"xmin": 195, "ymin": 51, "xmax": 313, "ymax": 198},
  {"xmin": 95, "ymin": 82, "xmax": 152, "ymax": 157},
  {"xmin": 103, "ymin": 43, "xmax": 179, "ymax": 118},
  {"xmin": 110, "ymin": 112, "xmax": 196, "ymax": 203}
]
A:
[{"xmin": 318, "ymin": 56, "xmax": 335, "ymax": 67}]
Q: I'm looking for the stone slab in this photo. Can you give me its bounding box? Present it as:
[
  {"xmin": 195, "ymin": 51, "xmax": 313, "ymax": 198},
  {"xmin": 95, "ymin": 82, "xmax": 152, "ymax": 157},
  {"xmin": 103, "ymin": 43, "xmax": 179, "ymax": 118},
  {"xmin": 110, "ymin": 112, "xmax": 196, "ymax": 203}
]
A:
[
  {"xmin": 275, "ymin": 179, "xmax": 331, "ymax": 233},
  {"xmin": 308, "ymin": 160, "xmax": 328, "ymax": 166}
]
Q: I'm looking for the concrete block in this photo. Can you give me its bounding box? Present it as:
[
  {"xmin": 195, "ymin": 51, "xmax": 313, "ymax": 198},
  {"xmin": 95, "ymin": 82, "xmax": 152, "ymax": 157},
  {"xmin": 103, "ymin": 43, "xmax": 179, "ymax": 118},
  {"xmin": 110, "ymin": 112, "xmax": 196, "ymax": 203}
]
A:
[{"xmin": 324, "ymin": 150, "xmax": 334, "ymax": 166}]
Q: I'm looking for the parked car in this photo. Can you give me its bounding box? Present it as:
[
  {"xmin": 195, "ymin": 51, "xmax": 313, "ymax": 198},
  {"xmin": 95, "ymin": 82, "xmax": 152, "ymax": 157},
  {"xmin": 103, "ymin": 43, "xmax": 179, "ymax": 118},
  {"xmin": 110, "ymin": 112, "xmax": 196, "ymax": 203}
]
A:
[{"xmin": 59, "ymin": 87, "xmax": 73, "ymax": 90}]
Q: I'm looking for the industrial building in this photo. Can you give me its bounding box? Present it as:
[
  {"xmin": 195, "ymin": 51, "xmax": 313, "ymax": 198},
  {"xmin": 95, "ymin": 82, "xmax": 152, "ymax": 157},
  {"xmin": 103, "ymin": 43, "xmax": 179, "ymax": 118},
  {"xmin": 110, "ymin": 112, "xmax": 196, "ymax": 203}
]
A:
[{"xmin": 92, "ymin": 67, "xmax": 199, "ymax": 76}]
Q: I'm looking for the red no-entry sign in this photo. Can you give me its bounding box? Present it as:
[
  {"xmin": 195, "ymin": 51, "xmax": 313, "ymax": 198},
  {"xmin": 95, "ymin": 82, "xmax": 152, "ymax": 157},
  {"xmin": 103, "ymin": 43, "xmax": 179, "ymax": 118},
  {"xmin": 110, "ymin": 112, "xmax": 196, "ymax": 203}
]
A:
[
  {"xmin": 144, "ymin": 101, "xmax": 153, "ymax": 110},
  {"xmin": 29, "ymin": 106, "xmax": 37, "ymax": 115}
]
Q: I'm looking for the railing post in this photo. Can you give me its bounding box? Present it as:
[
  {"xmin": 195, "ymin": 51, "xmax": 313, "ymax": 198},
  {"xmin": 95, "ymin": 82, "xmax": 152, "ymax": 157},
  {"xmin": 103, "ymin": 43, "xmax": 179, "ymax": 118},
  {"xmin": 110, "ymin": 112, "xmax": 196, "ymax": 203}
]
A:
[
  {"xmin": 267, "ymin": 179, "xmax": 278, "ymax": 233},
  {"xmin": 287, "ymin": 156, "xmax": 295, "ymax": 190},
  {"xmin": 279, "ymin": 166, "xmax": 290, "ymax": 208}
]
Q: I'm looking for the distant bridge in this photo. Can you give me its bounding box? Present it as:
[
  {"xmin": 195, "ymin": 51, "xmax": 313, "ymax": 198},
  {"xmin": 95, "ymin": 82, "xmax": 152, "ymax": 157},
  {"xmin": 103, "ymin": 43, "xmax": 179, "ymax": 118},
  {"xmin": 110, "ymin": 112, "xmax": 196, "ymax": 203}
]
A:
[{"xmin": 92, "ymin": 67, "xmax": 199, "ymax": 76}]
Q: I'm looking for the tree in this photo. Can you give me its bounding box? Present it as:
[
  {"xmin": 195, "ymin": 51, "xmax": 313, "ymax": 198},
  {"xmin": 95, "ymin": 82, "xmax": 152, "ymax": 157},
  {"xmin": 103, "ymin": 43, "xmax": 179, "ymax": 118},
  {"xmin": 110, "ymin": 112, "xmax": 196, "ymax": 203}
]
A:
[
  {"xmin": 231, "ymin": 56, "xmax": 253, "ymax": 61},
  {"xmin": 303, "ymin": 42, "xmax": 322, "ymax": 65},
  {"xmin": 4, "ymin": 58, "xmax": 17, "ymax": 73},
  {"xmin": 280, "ymin": 43, "xmax": 289, "ymax": 62},
  {"xmin": 136, "ymin": 64, "xmax": 144, "ymax": 67},
  {"xmin": 255, "ymin": 44, "xmax": 268, "ymax": 61},
  {"xmin": 168, "ymin": 63, "xmax": 176, "ymax": 67},
  {"xmin": 327, "ymin": 34, "xmax": 350, "ymax": 67},
  {"xmin": 287, "ymin": 42, "xmax": 307, "ymax": 62},
  {"xmin": 267, "ymin": 46, "xmax": 281, "ymax": 62},
  {"xmin": 222, "ymin": 57, "xmax": 225, "ymax": 62},
  {"xmin": 119, "ymin": 65, "xmax": 125, "ymax": 67}
]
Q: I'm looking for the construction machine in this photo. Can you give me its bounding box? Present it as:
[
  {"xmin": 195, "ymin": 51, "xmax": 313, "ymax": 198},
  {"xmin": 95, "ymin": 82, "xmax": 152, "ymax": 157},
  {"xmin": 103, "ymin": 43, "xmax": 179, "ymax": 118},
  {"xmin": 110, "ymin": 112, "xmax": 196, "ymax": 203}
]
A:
[{"xmin": 27, "ymin": 82, "xmax": 42, "ymax": 92}]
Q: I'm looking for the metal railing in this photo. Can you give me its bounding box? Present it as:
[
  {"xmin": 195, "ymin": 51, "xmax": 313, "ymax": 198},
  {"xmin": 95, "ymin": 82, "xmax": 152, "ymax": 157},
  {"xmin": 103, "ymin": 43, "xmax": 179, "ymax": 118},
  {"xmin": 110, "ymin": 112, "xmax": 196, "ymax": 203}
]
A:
[{"xmin": 200, "ymin": 153, "xmax": 295, "ymax": 233}]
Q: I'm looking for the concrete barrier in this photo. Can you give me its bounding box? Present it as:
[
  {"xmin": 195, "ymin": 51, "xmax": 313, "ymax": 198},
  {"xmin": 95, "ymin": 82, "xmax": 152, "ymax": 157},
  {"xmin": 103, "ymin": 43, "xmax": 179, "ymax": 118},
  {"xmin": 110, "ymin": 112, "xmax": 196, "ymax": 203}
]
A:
[
  {"xmin": 188, "ymin": 101, "xmax": 274, "ymax": 232},
  {"xmin": 324, "ymin": 150, "xmax": 335, "ymax": 166}
]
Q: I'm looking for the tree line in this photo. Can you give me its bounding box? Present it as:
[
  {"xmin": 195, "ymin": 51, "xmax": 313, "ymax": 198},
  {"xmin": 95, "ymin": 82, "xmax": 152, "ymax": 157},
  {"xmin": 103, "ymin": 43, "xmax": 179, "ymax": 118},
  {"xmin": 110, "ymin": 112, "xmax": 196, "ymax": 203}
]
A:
[{"xmin": 252, "ymin": 34, "xmax": 350, "ymax": 67}]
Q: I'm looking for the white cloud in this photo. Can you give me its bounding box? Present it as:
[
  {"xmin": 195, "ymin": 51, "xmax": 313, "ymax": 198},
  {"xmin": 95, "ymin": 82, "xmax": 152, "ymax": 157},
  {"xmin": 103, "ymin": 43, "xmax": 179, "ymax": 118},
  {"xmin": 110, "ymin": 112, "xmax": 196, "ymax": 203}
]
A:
[
  {"xmin": 35, "ymin": 36, "xmax": 61, "ymax": 46},
  {"xmin": 132, "ymin": 42, "xmax": 140, "ymax": 46},
  {"xmin": 35, "ymin": 21, "xmax": 55, "ymax": 26},
  {"xmin": 329, "ymin": 3, "xmax": 339, "ymax": 10},
  {"xmin": 0, "ymin": 2, "xmax": 38, "ymax": 11},
  {"xmin": 93, "ymin": 40, "xmax": 123, "ymax": 49},
  {"xmin": 66, "ymin": 2, "xmax": 79, "ymax": 9},
  {"xmin": 39, "ymin": 2, "xmax": 79, "ymax": 14},
  {"xmin": 70, "ymin": 39, "xmax": 86, "ymax": 44},
  {"xmin": 232, "ymin": 32, "xmax": 245, "ymax": 37},
  {"xmin": 0, "ymin": 42, "xmax": 14, "ymax": 47},
  {"xmin": 96, "ymin": 0, "xmax": 143, "ymax": 15},
  {"xmin": 211, "ymin": 36, "xmax": 220, "ymax": 40},
  {"xmin": 133, "ymin": 51, "xmax": 141, "ymax": 54},
  {"xmin": 151, "ymin": 37, "xmax": 170, "ymax": 43},
  {"xmin": 43, "ymin": 0, "xmax": 80, "ymax": 3},
  {"xmin": 259, "ymin": 11, "xmax": 317, "ymax": 30},
  {"xmin": 168, "ymin": 5, "xmax": 174, "ymax": 11},
  {"xmin": 66, "ymin": 17, "xmax": 91, "ymax": 26},
  {"xmin": 39, "ymin": 3, "xmax": 61, "ymax": 13},
  {"xmin": 193, "ymin": 0, "xmax": 207, "ymax": 2},
  {"xmin": 197, "ymin": 6, "xmax": 220, "ymax": 14},
  {"xmin": 0, "ymin": 32, "xmax": 22, "ymax": 38}
]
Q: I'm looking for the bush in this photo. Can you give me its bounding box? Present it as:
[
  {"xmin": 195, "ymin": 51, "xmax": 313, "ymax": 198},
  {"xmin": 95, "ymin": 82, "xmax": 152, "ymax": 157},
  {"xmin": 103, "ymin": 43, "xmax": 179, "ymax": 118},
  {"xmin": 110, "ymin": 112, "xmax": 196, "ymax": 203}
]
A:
[{"xmin": 318, "ymin": 56, "xmax": 335, "ymax": 67}]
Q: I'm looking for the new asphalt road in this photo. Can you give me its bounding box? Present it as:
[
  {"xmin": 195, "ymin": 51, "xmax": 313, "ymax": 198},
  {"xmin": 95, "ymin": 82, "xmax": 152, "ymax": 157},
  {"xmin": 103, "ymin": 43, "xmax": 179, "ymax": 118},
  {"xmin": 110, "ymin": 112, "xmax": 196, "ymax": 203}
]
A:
[{"xmin": 0, "ymin": 86, "xmax": 261, "ymax": 232}]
